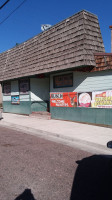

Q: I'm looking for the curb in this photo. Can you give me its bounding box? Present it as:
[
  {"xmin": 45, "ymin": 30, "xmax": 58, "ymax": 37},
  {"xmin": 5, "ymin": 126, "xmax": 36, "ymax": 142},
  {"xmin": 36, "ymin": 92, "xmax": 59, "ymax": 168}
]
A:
[{"xmin": 0, "ymin": 121, "xmax": 112, "ymax": 154}]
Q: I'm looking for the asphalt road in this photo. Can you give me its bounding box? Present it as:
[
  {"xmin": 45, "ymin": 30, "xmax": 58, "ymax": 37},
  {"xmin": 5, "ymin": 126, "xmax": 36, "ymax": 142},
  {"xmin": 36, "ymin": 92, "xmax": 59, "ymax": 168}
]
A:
[{"xmin": 0, "ymin": 126, "xmax": 92, "ymax": 200}]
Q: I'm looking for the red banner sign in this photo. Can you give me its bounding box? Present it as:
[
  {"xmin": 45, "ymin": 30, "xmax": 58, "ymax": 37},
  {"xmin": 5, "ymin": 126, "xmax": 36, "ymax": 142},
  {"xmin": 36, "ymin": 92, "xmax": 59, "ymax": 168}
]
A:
[{"xmin": 50, "ymin": 92, "xmax": 77, "ymax": 107}]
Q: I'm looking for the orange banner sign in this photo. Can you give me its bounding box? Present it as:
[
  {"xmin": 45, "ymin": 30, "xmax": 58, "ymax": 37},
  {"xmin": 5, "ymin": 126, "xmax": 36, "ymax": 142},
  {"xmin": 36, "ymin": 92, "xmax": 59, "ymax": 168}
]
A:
[{"xmin": 50, "ymin": 92, "xmax": 77, "ymax": 107}]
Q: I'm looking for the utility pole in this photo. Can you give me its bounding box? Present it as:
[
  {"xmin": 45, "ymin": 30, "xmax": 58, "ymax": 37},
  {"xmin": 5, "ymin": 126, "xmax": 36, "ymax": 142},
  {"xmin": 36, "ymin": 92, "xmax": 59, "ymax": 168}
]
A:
[{"xmin": 109, "ymin": 25, "xmax": 112, "ymax": 53}]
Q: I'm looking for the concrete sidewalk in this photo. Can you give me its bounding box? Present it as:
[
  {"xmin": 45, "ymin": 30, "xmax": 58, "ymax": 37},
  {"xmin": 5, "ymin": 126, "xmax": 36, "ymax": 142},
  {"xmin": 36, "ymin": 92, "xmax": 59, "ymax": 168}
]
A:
[{"xmin": 0, "ymin": 112, "xmax": 112, "ymax": 154}]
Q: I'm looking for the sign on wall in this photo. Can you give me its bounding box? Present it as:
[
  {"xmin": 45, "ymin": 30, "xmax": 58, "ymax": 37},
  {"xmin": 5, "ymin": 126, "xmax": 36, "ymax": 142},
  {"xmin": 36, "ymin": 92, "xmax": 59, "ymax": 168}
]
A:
[
  {"xmin": 78, "ymin": 92, "xmax": 92, "ymax": 107},
  {"xmin": 91, "ymin": 90, "xmax": 112, "ymax": 108},
  {"xmin": 78, "ymin": 90, "xmax": 112, "ymax": 108},
  {"xmin": 50, "ymin": 90, "xmax": 112, "ymax": 108},
  {"xmin": 11, "ymin": 96, "xmax": 20, "ymax": 104},
  {"xmin": 50, "ymin": 92, "xmax": 77, "ymax": 107}
]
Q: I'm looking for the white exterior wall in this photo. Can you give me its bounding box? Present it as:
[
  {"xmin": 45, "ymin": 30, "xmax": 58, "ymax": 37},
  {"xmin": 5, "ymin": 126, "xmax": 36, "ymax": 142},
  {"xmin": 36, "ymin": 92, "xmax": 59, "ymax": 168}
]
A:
[
  {"xmin": 30, "ymin": 78, "xmax": 49, "ymax": 101},
  {"xmin": 20, "ymin": 95, "xmax": 29, "ymax": 101},
  {"xmin": 50, "ymin": 70, "xmax": 112, "ymax": 93},
  {"xmin": 3, "ymin": 96, "xmax": 11, "ymax": 101}
]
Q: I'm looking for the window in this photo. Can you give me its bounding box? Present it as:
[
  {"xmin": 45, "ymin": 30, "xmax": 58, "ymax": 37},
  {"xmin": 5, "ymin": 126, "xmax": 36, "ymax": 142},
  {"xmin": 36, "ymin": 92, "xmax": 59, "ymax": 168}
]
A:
[
  {"xmin": 53, "ymin": 73, "xmax": 73, "ymax": 88},
  {"xmin": 19, "ymin": 79, "xmax": 29, "ymax": 94},
  {"xmin": 3, "ymin": 82, "xmax": 11, "ymax": 95}
]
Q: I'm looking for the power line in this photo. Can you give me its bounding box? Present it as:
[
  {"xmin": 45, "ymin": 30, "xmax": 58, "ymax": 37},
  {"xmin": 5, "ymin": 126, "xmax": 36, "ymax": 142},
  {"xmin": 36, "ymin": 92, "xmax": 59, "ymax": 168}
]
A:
[
  {"xmin": 0, "ymin": 0, "xmax": 27, "ymax": 25},
  {"xmin": 0, "ymin": 0, "xmax": 10, "ymax": 10}
]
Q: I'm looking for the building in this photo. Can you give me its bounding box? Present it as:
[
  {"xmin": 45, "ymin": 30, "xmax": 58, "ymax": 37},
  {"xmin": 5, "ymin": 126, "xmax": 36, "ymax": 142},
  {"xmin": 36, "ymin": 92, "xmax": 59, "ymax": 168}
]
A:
[{"xmin": 0, "ymin": 10, "xmax": 112, "ymax": 125}]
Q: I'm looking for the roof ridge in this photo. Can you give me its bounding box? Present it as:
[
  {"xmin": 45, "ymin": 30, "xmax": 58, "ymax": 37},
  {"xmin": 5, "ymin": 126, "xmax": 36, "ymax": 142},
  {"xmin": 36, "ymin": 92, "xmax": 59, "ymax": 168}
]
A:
[
  {"xmin": 0, "ymin": 10, "xmax": 98, "ymax": 55},
  {"xmin": 77, "ymin": 10, "xmax": 98, "ymax": 18}
]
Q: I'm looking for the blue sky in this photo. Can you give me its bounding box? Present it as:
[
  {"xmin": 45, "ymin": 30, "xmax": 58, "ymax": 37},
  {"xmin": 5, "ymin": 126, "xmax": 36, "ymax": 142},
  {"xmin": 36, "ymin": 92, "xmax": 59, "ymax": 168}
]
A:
[{"xmin": 0, "ymin": 0, "xmax": 112, "ymax": 53}]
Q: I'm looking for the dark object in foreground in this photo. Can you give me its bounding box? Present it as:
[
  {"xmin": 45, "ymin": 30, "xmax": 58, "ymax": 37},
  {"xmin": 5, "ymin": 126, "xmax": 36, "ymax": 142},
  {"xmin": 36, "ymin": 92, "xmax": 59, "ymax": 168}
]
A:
[
  {"xmin": 107, "ymin": 141, "xmax": 112, "ymax": 148},
  {"xmin": 14, "ymin": 189, "xmax": 36, "ymax": 200},
  {"xmin": 70, "ymin": 155, "xmax": 112, "ymax": 200}
]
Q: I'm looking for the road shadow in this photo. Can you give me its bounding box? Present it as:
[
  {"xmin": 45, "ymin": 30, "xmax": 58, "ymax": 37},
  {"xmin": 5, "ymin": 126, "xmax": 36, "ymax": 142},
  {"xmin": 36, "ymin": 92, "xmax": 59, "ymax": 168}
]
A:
[
  {"xmin": 14, "ymin": 188, "xmax": 36, "ymax": 200},
  {"xmin": 70, "ymin": 155, "xmax": 112, "ymax": 200}
]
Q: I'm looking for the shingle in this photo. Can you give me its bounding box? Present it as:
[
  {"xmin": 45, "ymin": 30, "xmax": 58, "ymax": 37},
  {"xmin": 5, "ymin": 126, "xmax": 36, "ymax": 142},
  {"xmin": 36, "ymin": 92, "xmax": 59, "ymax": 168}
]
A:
[{"xmin": 0, "ymin": 10, "xmax": 105, "ymax": 81}]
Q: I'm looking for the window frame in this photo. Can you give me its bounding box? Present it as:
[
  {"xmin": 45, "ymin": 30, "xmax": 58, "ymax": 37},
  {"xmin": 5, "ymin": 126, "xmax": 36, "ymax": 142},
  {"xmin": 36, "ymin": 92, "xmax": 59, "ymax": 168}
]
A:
[
  {"xmin": 3, "ymin": 81, "xmax": 11, "ymax": 96},
  {"xmin": 19, "ymin": 78, "xmax": 30, "ymax": 95},
  {"xmin": 53, "ymin": 73, "xmax": 73, "ymax": 88}
]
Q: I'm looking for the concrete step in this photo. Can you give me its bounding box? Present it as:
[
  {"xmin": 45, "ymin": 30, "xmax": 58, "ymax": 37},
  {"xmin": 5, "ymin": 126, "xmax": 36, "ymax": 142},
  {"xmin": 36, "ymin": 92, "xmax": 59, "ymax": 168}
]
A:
[{"xmin": 30, "ymin": 111, "xmax": 51, "ymax": 119}]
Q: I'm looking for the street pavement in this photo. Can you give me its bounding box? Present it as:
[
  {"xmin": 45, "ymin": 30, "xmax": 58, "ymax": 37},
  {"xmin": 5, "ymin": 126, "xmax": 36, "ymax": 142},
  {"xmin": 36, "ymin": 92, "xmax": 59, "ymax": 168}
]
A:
[
  {"xmin": 0, "ymin": 112, "xmax": 112, "ymax": 154},
  {"xmin": 0, "ymin": 125, "xmax": 92, "ymax": 200}
]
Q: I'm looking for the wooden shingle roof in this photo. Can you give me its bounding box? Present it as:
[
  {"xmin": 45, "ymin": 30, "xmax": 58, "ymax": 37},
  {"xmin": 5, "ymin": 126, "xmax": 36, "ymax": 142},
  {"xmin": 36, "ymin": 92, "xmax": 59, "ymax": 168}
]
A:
[
  {"xmin": 0, "ymin": 10, "xmax": 105, "ymax": 81},
  {"xmin": 93, "ymin": 53, "xmax": 112, "ymax": 72}
]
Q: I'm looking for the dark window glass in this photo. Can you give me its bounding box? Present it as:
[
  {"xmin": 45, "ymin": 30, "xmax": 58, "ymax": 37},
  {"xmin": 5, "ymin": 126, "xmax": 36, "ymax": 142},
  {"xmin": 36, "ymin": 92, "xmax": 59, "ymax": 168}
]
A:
[
  {"xmin": 19, "ymin": 79, "xmax": 29, "ymax": 94},
  {"xmin": 53, "ymin": 73, "xmax": 73, "ymax": 88},
  {"xmin": 3, "ymin": 82, "xmax": 11, "ymax": 95}
]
